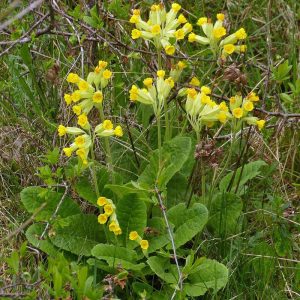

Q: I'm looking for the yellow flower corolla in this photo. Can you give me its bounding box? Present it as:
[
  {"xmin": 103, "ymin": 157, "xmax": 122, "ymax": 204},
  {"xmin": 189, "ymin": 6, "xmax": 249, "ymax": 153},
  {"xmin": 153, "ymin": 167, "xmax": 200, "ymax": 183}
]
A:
[
  {"xmin": 213, "ymin": 27, "xmax": 227, "ymax": 39},
  {"xmin": 102, "ymin": 120, "xmax": 113, "ymax": 130},
  {"xmin": 172, "ymin": 3, "xmax": 181, "ymax": 12},
  {"xmin": 178, "ymin": 14, "xmax": 187, "ymax": 24},
  {"xmin": 103, "ymin": 69, "xmax": 112, "ymax": 80},
  {"xmin": 63, "ymin": 147, "xmax": 73, "ymax": 157},
  {"xmin": 64, "ymin": 94, "xmax": 72, "ymax": 105},
  {"xmin": 235, "ymin": 28, "xmax": 247, "ymax": 39},
  {"xmin": 143, "ymin": 78, "xmax": 153, "ymax": 88},
  {"xmin": 78, "ymin": 80, "xmax": 89, "ymax": 91},
  {"xmin": 187, "ymin": 88, "xmax": 197, "ymax": 99},
  {"xmin": 71, "ymin": 91, "xmax": 81, "ymax": 102},
  {"xmin": 197, "ymin": 17, "xmax": 207, "ymax": 26},
  {"xmin": 140, "ymin": 240, "xmax": 149, "ymax": 250},
  {"xmin": 247, "ymin": 92, "xmax": 259, "ymax": 102},
  {"xmin": 217, "ymin": 111, "xmax": 227, "ymax": 123},
  {"xmin": 201, "ymin": 86, "xmax": 211, "ymax": 95},
  {"xmin": 151, "ymin": 24, "xmax": 161, "ymax": 35},
  {"xmin": 256, "ymin": 119, "xmax": 265, "ymax": 130},
  {"xmin": 217, "ymin": 13, "xmax": 225, "ymax": 21},
  {"xmin": 232, "ymin": 107, "xmax": 244, "ymax": 119},
  {"xmin": 77, "ymin": 114, "xmax": 88, "ymax": 128},
  {"xmin": 129, "ymin": 231, "xmax": 139, "ymax": 241},
  {"xmin": 243, "ymin": 101, "xmax": 254, "ymax": 112},
  {"xmin": 58, "ymin": 125, "xmax": 67, "ymax": 136},
  {"xmin": 72, "ymin": 105, "xmax": 82, "ymax": 116},
  {"xmin": 175, "ymin": 28, "xmax": 185, "ymax": 40},
  {"xmin": 223, "ymin": 44, "xmax": 235, "ymax": 54},
  {"xmin": 92, "ymin": 91, "xmax": 103, "ymax": 103},
  {"xmin": 67, "ymin": 73, "xmax": 80, "ymax": 83},
  {"xmin": 98, "ymin": 214, "xmax": 108, "ymax": 224},
  {"xmin": 114, "ymin": 126, "xmax": 123, "ymax": 137},
  {"xmin": 190, "ymin": 77, "xmax": 201, "ymax": 86},
  {"xmin": 131, "ymin": 29, "xmax": 142, "ymax": 39},
  {"xmin": 165, "ymin": 45, "xmax": 176, "ymax": 55},
  {"xmin": 74, "ymin": 135, "xmax": 86, "ymax": 148},
  {"xmin": 97, "ymin": 197, "xmax": 107, "ymax": 206},
  {"xmin": 104, "ymin": 204, "xmax": 114, "ymax": 216},
  {"xmin": 157, "ymin": 70, "xmax": 165, "ymax": 78}
]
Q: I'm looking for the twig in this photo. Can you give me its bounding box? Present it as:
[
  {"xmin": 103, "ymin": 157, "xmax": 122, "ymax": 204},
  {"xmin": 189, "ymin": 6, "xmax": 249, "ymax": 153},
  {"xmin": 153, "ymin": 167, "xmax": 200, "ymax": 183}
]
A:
[{"xmin": 155, "ymin": 186, "xmax": 183, "ymax": 299}]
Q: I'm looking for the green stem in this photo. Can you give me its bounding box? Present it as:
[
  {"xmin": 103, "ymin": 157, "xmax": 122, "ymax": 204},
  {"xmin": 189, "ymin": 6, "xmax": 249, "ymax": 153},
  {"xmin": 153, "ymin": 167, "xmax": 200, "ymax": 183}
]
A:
[
  {"xmin": 157, "ymin": 113, "xmax": 162, "ymax": 169},
  {"xmin": 98, "ymin": 104, "xmax": 115, "ymax": 183}
]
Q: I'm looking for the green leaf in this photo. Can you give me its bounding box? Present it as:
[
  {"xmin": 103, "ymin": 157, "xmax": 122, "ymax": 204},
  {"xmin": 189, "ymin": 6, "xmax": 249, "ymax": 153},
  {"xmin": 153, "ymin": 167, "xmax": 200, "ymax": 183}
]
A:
[
  {"xmin": 138, "ymin": 136, "xmax": 192, "ymax": 189},
  {"xmin": 116, "ymin": 194, "xmax": 147, "ymax": 248},
  {"xmin": 91, "ymin": 244, "xmax": 144, "ymax": 271},
  {"xmin": 105, "ymin": 183, "xmax": 149, "ymax": 201},
  {"xmin": 207, "ymin": 192, "xmax": 243, "ymax": 235},
  {"xmin": 167, "ymin": 203, "xmax": 208, "ymax": 248},
  {"xmin": 50, "ymin": 214, "xmax": 105, "ymax": 256},
  {"xmin": 147, "ymin": 217, "xmax": 169, "ymax": 253},
  {"xmin": 26, "ymin": 223, "xmax": 59, "ymax": 256},
  {"xmin": 219, "ymin": 160, "xmax": 267, "ymax": 193},
  {"xmin": 147, "ymin": 256, "xmax": 179, "ymax": 284},
  {"xmin": 184, "ymin": 258, "xmax": 228, "ymax": 296},
  {"xmin": 21, "ymin": 187, "xmax": 81, "ymax": 221}
]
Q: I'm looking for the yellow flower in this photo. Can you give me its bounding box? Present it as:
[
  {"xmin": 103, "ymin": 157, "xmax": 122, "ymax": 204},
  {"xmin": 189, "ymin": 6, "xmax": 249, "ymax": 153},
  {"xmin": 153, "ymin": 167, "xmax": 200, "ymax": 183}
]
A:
[
  {"xmin": 72, "ymin": 105, "xmax": 82, "ymax": 116},
  {"xmin": 64, "ymin": 94, "xmax": 72, "ymax": 105},
  {"xmin": 98, "ymin": 214, "xmax": 108, "ymax": 224},
  {"xmin": 174, "ymin": 29, "xmax": 184, "ymax": 40},
  {"xmin": 143, "ymin": 77, "xmax": 153, "ymax": 88},
  {"xmin": 76, "ymin": 148, "xmax": 87, "ymax": 164},
  {"xmin": 178, "ymin": 14, "xmax": 187, "ymax": 24},
  {"xmin": 235, "ymin": 28, "xmax": 247, "ymax": 39},
  {"xmin": 151, "ymin": 25, "xmax": 161, "ymax": 35},
  {"xmin": 201, "ymin": 94, "xmax": 211, "ymax": 104},
  {"xmin": 98, "ymin": 60, "xmax": 108, "ymax": 69},
  {"xmin": 103, "ymin": 69, "xmax": 112, "ymax": 79},
  {"xmin": 177, "ymin": 61, "xmax": 186, "ymax": 69},
  {"xmin": 201, "ymin": 86, "xmax": 211, "ymax": 95},
  {"xmin": 133, "ymin": 9, "xmax": 140, "ymax": 15},
  {"xmin": 129, "ymin": 231, "xmax": 139, "ymax": 241},
  {"xmin": 188, "ymin": 32, "xmax": 196, "ymax": 42},
  {"xmin": 114, "ymin": 125, "xmax": 123, "ymax": 137},
  {"xmin": 63, "ymin": 147, "xmax": 73, "ymax": 157},
  {"xmin": 240, "ymin": 45, "xmax": 247, "ymax": 52},
  {"xmin": 187, "ymin": 88, "xmax": 197, "ymax": 99},
  {"xmin": 104, "ymin": 204, "xmax": 114, "ymax": 216},
  {"xmin": 230, "ymin": 96, "xmax": 236, "ymax": 104},
  {"xmin": 165, "ymin": 45, "xmax": 175, "ymax": 55},
  {"xmin": 189, "ymin": 77, "xmax": 200, "ymax": 86},
  {"xmin": 97, "ymin": 197, "xmax": 107, "ymax": 206},
  {"xmin": 223, "ymin": 44, "xmax": 235, "ymax": 54},
  {"xmin": 78, "ymin": 114, "xmax": 88, "ymax": 127},
  {"xmin": 256, "ymin": 119, "xmax": 265, "ymax": 130},
  {"xmin": 103, "ymin": 120, "xmax": 113, "ymax": 130},
  {"xmin": 183, "ymin": 23, "xmax": 193, "ymax": 33},
  {"xmin": 113, "ymin": 226, "xmax": 122, "ymax": 235},
  {"xmin": 172, "ymin": 3, "xmax": 181, "ymax": 12},
  {"xmin": 213, "ymin": 27, "xmax": 227, "ymax": 39},
  {"xmin": 130, "ymin": 15, "xmax": 139, "ymax": 24},
  {"xmin": 78, "ymin": 80, "xmax": 89, "ymax": 91},
  {"xmin": 232, "ymin": 107, "xmax": 244, "ymax": 119},
  {"xmin": 129, "ymin": 85, "xmax": 138, "ymax": 101},
  {"xmin": 67, "ymin": 73, "xmax": 80, "ymax": 83},
  {"xmin": 140, "ymin": 240, "xmax": 149, "ymax": 250},
  {"xmin": 109, "ymin": 221, "xmax": 117, "ymax": 232},
  {"xmin": 243, "ymin": 101, "xmax": 254, "ymax": 112},
  {"xmin": 71, "ymin": 91, "xmax": 81, "ymax": 102},
  {"xmin": 247, "ymin": 92, "xmax": 259, "ymax": 102},
  {"xmin": 217, "ymin": 13, "xmax": 225, "ymax": 21},
  {"xmin": 157, "ymin": 70, "xmax": 165, "ymax": 78},
  {"xmin": 93, "ymin": 91, "xmax": 103, "ymax": 103},
  {"xmin": 165, "ymin": 77, "xmax": 175, "ymax": 88},
  {"xmin": 151, "ymin": 4, "xmax": 160, "ymax": 11},
  {"xmin": 74, "ymin": 135, "xmax": 85, "ymax": 147},
  {"xmin": 58, "ymin": 125, "xmax": 67, "ymax": 136},
  {"xmin": 197, "ymin": 17, "xmax": 207, "ymax": 26},
  {"xmin": 131, "ymin": 29, "xmax": 142, "ymax": 39},
  {"xmin": 219, "ymin": 101, "xmax": 229, "ymax": 112},
  {"xmin": 217, "ymin": 112, "xmax": 227, "ymax": 123}
]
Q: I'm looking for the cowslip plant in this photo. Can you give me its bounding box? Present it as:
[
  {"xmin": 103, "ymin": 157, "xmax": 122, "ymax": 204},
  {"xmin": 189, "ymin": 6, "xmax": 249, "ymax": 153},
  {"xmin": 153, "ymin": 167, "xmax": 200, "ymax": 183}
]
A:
[{"xmin": 20, "ymin": 3, "xmax": 271, "ymax": 299}]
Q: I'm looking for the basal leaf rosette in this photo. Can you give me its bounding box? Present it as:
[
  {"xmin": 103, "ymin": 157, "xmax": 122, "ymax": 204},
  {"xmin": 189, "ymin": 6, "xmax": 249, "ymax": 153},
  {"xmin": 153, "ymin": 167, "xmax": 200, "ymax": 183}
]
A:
[
  {"xmin": 130, "ymin": 3, "xmax": 192, "ymax": 55},
  {"xmin": 129, "ymin": 69, "xmax": 175, "ymax": 116},
  {"xmin": 64, "ymin": 60, "xmax": 112, "ymax": 116},
  {"xmin": 188, "ymin": 13, "xmax": 247, "ymax": 58}
]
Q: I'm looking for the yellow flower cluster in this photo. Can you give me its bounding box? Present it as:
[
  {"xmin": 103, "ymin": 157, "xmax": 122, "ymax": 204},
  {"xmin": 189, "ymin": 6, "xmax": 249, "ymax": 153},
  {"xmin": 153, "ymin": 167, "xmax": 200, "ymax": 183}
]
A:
[
  {"xmin": 129, "ymin": 231, "xmax": 149, "ymax": 250},
  {"xmin": 188, "ymin": 13, "xmax": 247, "ymax": 57},
  {"xmin": 180, "ymin": 87, "xmax": 265, "ymax": 132},
  {"xmin": 130, "ymin": 3, "xmax": 192, "ymax": 55},
  {"xmin": 64, "ymin": 60, "xmax": 112, "ymax": 115},
  {"xmin": 97, "ymin": 196, "xmax": 122, "ymax": 235},
  {"xmin": 129, "ymin": 69, "xmax": 175, "ymax": 116},
  {"xmin": 229, "ymin": 92, "xmax": 265, "ymax": 130}
]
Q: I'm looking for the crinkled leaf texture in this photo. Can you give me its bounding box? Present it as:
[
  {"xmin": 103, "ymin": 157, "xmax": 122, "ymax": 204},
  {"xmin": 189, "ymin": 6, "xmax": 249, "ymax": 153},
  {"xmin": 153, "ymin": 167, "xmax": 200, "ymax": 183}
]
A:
[
  {"xmin": 91, "ymin": 244, "xmax": 145, "ymax": 271},
  {"xmin": 50, "ymin": 214, "xmax": 105, "ymax": 256},
  {"xmin": 167, "ymin": 203, "xmax": 208, "ymax": 249},
  {"xmin": 21, "ymin": 186, "xmax": 80, "ymax": 221},
  {"xmin": 138, "ymin": 136, "xmax": 192, "ymax": 189}
]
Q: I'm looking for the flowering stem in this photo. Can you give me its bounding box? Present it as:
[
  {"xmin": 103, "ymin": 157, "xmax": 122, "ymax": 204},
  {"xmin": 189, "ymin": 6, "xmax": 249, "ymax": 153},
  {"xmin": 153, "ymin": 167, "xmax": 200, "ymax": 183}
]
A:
[
  {"xmin": 157, "ymin": 113, "xmax": 162, "ymax": 169},
  {"xmin": 98, "ymin": 104, "xmax": 115, "ymax": 183}
]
